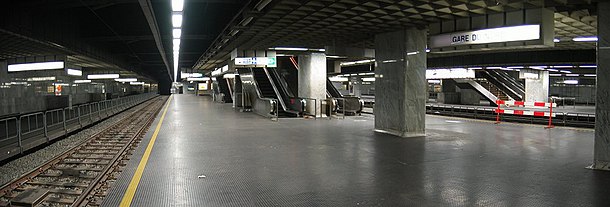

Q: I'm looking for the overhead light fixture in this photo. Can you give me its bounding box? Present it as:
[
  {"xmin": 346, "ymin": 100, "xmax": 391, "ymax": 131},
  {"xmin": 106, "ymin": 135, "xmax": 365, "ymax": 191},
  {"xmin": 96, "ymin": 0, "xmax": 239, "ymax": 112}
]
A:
[
  {"xmin": 187, "ymin": 77, "xmax": 210, "ymax": 81},
  {"xmin": 115, "ymin": 78, "xmax": 137, "ymax": 82},
  {"xmin": 223, "ymin": 73, "xmax": 237, "ymax": 79},
  {"xmin": 130, "ymin": 82, "xmax": 145, "ymax": 85},
  {"xmin": 426, "ymin": 49, "xmax": 431, "ymax": 53},
  {"xmin": 579, "ymin": 65, "xmax": 596, "ymax": 68},
  {"xmin": 553, "ymin": 38, "xmax": 560, "ymax": 43},
  {"xmin": 584, "ymin": 74, "xmax": 597, "ymax": 77},
  {"xmin": 171, "ymin": 0, "xmax": 184, "ymax": 11},
  {"xmin": 563, "ymin": 80, "xmax": 578, "ymax": 84},
  {"xmin": 573, "ymin": 36, "xmax": 598, "ymax": 42},
  {"xmin": 428, "ymin": 80, "xmax": 441, "ymax": 84},
  {"xmin": 547, "ymin": 69, "xmax": 559, "ymax": 72},
  {"xmin": 552, "ymin": 65, "xmax": 574, "ymax": 68},
  {"xmin": 566, "ymin": 74, "xmax": 580, "ymax": 77},
  {"xmin": 88, "ymin": 74, "xmax": 119, "ymax": 79},
  {"xmin": 268, "ymin": 47, "xmax": 325, "ymax": 52},
  {"xmin": 74, "ymin": 80, "xmax": 91, "ymax": 83},
  {"xmin": 66, "ymin": 68, "xmax": 82, "ymax": 76},
  {"xmin": 27, "ymin": 76, "xmax": 56, "ymax": 81},
  {"xmin": 172, "ymin": 14, "xmax": 183, "ymax": 27},
  {"xmin": 173, "ymin": 28, "xmax": 182, "ymax": 38},
  {"xmin": 559, "ymin": 70, "xmax": 572, "ymax": 73},
  {"xmin": 362, "ymin": 77, "xmax": 376, "ymax": 82},
  {"xmin": 549, "ymin": 74, "xmax": 562, "ymax": 76},
  {"xmin": 8, "ymin": 61, "xmax": 64, "ymax": 72},
  {"xmin": 329, "ymin": 76, "xmax": 348, "ymax": 82}
]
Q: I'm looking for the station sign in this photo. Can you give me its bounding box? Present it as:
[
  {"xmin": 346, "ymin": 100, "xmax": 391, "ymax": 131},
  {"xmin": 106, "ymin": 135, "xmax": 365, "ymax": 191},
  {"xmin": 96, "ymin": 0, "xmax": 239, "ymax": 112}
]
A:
[
  {"xmin": 234, "ymin": 57, "xmax": 277, "ymax": 67},
  {"xmin": 430, "ymin": 25, "xmax": 540, "ymax": 48}
]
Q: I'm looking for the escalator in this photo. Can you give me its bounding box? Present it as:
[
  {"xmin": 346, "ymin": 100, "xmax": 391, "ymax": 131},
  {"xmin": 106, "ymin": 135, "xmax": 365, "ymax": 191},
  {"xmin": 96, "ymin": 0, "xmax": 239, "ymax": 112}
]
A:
[
  {"xmin": 251, "ymin": 68, "xmax": 300, "ymax": 117},
  {"xmin": 215, "ymin": 76, "xmax": 233, "ymax": 103},
  {"xmin": 326, "ymin": 78, "xmax": 343, "ymax": 98},
  {"xmin": 478, "ymin": 70, "xmax": 524, "ymax": 101}
]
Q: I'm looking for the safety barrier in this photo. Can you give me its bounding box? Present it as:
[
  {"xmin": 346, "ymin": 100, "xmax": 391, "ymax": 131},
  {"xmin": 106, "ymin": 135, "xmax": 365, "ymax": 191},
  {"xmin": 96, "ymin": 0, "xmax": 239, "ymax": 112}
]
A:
[
  {"xmin": 0, "ymin": 93, "xmax": 159, "ymax": 162},
  {"xmin": 495, "ymin": 100, "xmax": 557, "ymax": 128},
  {"xmin": 299, "ymin": 97, "xmax": 318, "ymax": 119}
]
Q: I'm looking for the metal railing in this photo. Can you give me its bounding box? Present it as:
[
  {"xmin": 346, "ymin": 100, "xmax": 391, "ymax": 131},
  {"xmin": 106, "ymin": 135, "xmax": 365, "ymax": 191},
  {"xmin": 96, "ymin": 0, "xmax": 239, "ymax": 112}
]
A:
[
  {"xmin": 0, "ymin": 93, "xmax": 159, "ymax": 162},
  {"xmin": 299, "ymin": 98, "xmax": 318, "ymax": 119},
  {"xmin": 328, "ymin": 98, "xmax": 346, "ymax": 120}
]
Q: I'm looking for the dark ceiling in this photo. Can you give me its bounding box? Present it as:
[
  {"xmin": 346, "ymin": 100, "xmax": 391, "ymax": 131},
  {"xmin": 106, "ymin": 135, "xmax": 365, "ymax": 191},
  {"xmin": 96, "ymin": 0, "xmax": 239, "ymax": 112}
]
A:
[{"xmin": 0, "ymin": 0, "xmax": 248, "ymax": 84}]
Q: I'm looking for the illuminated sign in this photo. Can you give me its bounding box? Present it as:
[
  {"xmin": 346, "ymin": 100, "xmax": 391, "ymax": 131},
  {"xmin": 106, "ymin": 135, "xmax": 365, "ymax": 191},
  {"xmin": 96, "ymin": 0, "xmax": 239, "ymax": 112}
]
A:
[
  {"xmin": 430, "ymin": 25, "xmax": 540, "ymax": 48},
  {"xmin": 234, "ymin": 57, "xmax": 277, "ymax": 67}
]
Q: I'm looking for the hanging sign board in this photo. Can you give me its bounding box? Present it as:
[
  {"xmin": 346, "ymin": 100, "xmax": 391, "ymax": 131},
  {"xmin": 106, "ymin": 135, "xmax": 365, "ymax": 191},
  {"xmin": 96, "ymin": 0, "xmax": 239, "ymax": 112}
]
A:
[
  {"xmin": 234, "ymin": 57, "xmax": 277, "ymax": 67},
  {"xmin": 430, "ymin": 25, "xmax": 540, "ymax": 48}
]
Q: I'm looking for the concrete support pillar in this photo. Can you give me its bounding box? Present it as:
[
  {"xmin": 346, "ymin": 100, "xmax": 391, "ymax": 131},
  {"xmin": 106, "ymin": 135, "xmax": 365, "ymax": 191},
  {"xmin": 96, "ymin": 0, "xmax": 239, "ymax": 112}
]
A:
[
  {"xmin": 593, "ymin": 1, "xmax": 610, "ymax": 170},
  {"xmin": 374, "ymin": 28, "xmax": 427, "ymax": 137},
  {"xmin": 350, "ymin": 77, "xmax": 361, "ymax": 97},
  {"xmin": 327, "ymin": 60, "xmax": 341, "ymax": 74},
  {"xmin": 524, "ymin": 70, "xmax": 549, "ymax": 102},
  {"xmin": 298, "ymin": 53, "xmax": 326, "ymax": 117}
]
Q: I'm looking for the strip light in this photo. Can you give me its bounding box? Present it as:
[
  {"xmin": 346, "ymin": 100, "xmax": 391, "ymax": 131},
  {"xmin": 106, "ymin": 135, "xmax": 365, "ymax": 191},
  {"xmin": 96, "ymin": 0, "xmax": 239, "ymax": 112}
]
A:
[
  {"xmin": 187, "ymin": 77, "xmax": 210, "ymax": 81},
  {"xmin": 88, "ymin": 74, "xmax": 119, "ymax": 79},
  {"xmin": 173, "ymin": 28, "xmax": 182, "ymax": 38},
  {"xmin": 74, "ymin": 80, "xmax": 92, "ymax": 83},
  {"xmin": 8, "ymin": 61, "xmax": 64, "ymax": 72},
  {"xmin": 130, "ymin": 82, "xmax": 145, "ymax": 85},
  {"xmin": 171, "ymin": 0, "xmax": 184, "ymax": 11},
  {"xmin": 115, "ymin": 78, "xmax": 138, "ymax": 82},
  {"xmin": 66, "ymin": 68, "xmax": 82, "ymax": 76},
  {"xmin": 573, "ymin": 36, "xmax": 598, "ymax": 42},
  {"xmin": 172, "ymin": 14, "xmax": 183, "ymax": 27}
]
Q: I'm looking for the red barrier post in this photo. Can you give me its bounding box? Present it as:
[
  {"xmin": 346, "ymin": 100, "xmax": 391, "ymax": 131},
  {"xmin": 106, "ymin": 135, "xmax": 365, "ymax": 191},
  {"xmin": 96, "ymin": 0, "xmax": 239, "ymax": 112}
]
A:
[
  {"xmin": 495, "ymin": 100, "xmax": 501, "ymax": 124},
  {"xmin": 546, "ymin": 98, "xmax": 555, "ymax": 129}
]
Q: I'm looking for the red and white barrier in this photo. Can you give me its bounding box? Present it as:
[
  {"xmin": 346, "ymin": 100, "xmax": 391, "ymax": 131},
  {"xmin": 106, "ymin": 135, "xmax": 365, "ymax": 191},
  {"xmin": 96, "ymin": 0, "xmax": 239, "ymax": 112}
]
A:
[
  {"xmin": 495, "ymin": 99, "xmax": 556, "ymax": 128},
  {"xmin": 495, "ymin": 100, "xmax": 557, "ymax": 108}
]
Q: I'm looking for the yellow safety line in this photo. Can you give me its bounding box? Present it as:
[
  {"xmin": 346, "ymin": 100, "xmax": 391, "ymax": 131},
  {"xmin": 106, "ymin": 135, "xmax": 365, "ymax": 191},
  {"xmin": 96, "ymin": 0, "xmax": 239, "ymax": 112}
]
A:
[{"xmin": 120, "ymin": 95, "xmax": 173, "ymax": 207}]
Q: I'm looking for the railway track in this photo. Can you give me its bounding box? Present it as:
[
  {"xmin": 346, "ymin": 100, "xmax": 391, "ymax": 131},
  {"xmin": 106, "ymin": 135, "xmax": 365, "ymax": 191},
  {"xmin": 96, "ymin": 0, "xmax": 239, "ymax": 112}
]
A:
[{"xmin": 0, "ymin": 96, "xmax": 168, "ymax": 207}]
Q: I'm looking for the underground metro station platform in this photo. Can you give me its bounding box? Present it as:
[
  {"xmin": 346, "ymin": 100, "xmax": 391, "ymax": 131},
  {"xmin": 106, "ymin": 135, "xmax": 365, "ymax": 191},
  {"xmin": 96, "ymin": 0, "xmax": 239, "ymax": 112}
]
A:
[{"xmin": 2, "ymin": 0, "xmax": 610, "ymax": 206}]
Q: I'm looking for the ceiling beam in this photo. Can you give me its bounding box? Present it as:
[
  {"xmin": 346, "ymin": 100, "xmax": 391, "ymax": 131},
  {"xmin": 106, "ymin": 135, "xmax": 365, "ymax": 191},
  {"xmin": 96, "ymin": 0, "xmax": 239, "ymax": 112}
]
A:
[{"xmin": 138, "ymin": 0, "xmax": 173, "ymax": 81}]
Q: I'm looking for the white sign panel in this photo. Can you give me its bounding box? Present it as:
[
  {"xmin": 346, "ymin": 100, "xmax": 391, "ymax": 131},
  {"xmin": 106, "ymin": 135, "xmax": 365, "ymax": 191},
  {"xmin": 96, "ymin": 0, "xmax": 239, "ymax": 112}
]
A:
[
  {"xmin": 426, "ymin": 69, "xmax": 475, "ymax": 79},
  {"xmin": 430, "ymin": 25, "xmax": 540, "ymax": 48},
  {"xmin": 234, "ymin": 57, "xmax": 277, "ymax": 67}
]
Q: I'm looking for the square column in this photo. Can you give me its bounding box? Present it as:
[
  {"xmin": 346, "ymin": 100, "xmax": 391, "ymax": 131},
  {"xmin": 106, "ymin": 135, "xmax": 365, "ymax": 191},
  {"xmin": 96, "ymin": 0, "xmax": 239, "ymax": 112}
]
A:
[
  {"xmin": 593, "ymin": 1, "xmax": 610, "ymax": 170},
  {"xmin": 298, "ymin": 53, "xmax": 326, "ymax": 117},
  {"xmin": 523, "ymin": 70, "xmax": 549, "ymax": 102},
  {"xmin": 374, "ymin": 28, "xmax": 427, "ymax": 137}
]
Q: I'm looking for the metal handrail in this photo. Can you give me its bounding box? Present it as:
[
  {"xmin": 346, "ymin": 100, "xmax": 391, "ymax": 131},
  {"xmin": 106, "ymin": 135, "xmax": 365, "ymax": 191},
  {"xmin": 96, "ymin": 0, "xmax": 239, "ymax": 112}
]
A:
[
  {"xmin": 329, "ymin": 97, "xmax": 346, "ymax": 120},
  {"xmin": 0, "ymin": 93, "xmax": 158, "ymax": 162},
  {"xmin": 299, "ymin": 97, "xmax": 317, "ymax": 119}
]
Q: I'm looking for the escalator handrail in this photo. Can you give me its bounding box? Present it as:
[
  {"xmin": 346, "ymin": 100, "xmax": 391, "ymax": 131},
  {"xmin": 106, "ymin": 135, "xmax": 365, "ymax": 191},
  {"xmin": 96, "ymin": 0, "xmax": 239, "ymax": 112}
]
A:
[
  {"xmin": 245, "ymin": 68, "xmax": 266, "ymax": 99},
  {"xmin": 481, "ymin": 71, "xmax": 523, "ymax": 100},
  {"xmin": 263, "ymin": 67, "xmax": 300, "ymax": 114},
  {"xmin": 492, "ymin": 70, "xmax": 524, "ymax": 92},
  {"xmin": 326, "ymin": 78, "xmax": 343, "ymax": 98}
]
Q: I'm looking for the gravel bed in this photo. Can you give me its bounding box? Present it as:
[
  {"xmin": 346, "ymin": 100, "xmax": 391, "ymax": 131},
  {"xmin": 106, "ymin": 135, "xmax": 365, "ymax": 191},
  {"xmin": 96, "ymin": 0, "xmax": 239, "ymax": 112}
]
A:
[{"xmin": 0, "ymin": 100, "xmax": 152, "ymax": 186}]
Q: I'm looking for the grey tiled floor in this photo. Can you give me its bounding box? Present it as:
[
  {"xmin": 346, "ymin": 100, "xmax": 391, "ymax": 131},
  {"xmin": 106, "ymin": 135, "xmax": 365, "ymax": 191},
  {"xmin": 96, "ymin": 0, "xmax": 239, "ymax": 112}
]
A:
[{"xmin": 104, "ymin": 94, "xmax": 610, "ymax": 207}]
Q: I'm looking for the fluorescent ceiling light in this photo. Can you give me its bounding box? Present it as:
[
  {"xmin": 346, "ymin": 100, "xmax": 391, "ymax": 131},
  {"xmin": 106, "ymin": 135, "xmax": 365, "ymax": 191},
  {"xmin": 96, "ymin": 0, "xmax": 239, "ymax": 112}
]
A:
[
  {"xmin": 88, "ymin": 74, "xmax": 119, "ymax": 79},
  {"xmin": 66, "ymin": 68, "xmax": 82, "ymax": 76},
  {"xmin": 552, "ymin": 65, "xmax": 573, "ymax": 68},
  {"xmin": 115, "ymin": 78, "xmax": 137, "ymax": 82},
  {"xmin": 171, "ymin": 0, "xmax": 184, "ymax": 11},
  {"xmin": 584, "ymin": 74, "xmax": 597, "ymax": 77},
  {"xmin": 173, "ymin": 28, "xmax": 182, "ymax": 38},
  {"xmin": 27, "ymin": 76, "xmax": 56, "ymax": 81},
  {"xmin": 268, "ymin": 47, "xmax": 325, "ymax": 52},
  {"xmin": 563, "ymin": 80, "xmax": 578, "ymax": 84},
  {"xmin": 428, "ymin": 80, "xmax": 441, "ymax": 84},
  {"xmin": 579, "ymin": 65, "xmax": 596, "ymax": 68},
  {"xmin": 553, "ymin": 38, "xmax": 560, "ymax": 43},
  {"xmin": 173, "ymin": 39, "xmax": 181, "ymax": 49},
  {"xmin": 559, "ymin": 70, "xmax": 572, "ymax": 73},
  {"xmin": 547, "ymin": 69, "xmax": 559, "ymax": 72},
  {"xmin": 8, "ymin": 61, "xmax": 64, "ymax": 72},
  {"xmin": 172, "ymin": 14, "xmax": 183, "ymax": 27},
  {"xmin": 329, "ymin": 76, "xmax": 348, "ymax": 82},
  {"xmin": 573, "ymin": 36, "xmax": 598, "ymax": 42},
  {"xmin": 549, "ymin": 74, "xmax": 562, "ymax": 76},
  {"xmin": 187, "ymin": 77, "xmax": 210, "ymax": 81},
  {"xmin": 467, "ymin": 67, "xmax": 483, "ymax": 70},
  {"xmin": 362, "ymin": 77, "xmax": 376, "ymax": 82},
  {"xmin": 74, "ymin": 80, "xmax": 91, "ymax": 83},
  {"xmin": 566, "ymin": 74, "xmax": 580, "ymax": 77},
  {"xmin": 426, "ymin": 49, "xmax": 431, "ymax": 53},
  {"xmin": 130, "ymin": 82, "xmax": 145, "ymax": 85}
]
